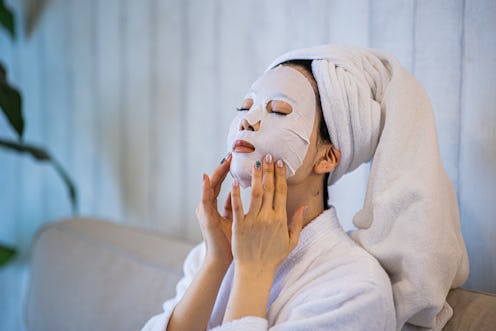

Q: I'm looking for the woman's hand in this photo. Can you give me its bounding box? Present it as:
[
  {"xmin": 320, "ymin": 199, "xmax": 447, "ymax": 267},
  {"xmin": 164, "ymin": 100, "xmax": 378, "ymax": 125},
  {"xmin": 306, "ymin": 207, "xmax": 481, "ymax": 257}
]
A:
[
  {"xmin": 196, "ymin": 153, "xmax": 234, "ymax": 268},
  {"xmin": 223, "ymin": 154, "xmax": 306, "ymax": 323},
  {"xmin": 230, "ymin": 154, "xmax": 306, "ymax": 275}
]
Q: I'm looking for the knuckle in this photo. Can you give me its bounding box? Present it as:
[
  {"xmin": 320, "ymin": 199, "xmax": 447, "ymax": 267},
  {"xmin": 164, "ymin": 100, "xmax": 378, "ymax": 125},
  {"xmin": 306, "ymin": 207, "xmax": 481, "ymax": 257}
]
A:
[
  {"xmin": 276, "ymin": 181, "xmax": 287, "ymax": 192},
  {"xmin": 263, "ymin": 165, "xmax": 274, "ymax": 173},
  {"xmin": 252, "ymin": 188, "xmax": 263, "ymax": 199},
  {"xmin": 263, "ymin": 182, "xmax": 274, "ymax": 191},
  {"xmin": 234, "ymin": 224, "xmax": 244, "ymax": 235},
  {"xmin": 259, "ymin": 212, "xmax": 272, "ymax": 223}
]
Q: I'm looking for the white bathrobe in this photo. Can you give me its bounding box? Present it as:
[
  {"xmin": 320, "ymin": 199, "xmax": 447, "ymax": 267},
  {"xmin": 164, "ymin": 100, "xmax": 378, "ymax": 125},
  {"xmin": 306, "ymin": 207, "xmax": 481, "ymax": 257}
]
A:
[{"xmin": 141, "ymin": 208, "xmax": 396, "ymax": 331}]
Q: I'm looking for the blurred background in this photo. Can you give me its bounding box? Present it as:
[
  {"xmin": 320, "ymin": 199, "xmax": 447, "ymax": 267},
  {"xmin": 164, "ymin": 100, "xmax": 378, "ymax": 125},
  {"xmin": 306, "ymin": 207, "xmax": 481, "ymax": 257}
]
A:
[{"xmin": 0, "ymin": 0, "xmax": 495, "ymax": 329}]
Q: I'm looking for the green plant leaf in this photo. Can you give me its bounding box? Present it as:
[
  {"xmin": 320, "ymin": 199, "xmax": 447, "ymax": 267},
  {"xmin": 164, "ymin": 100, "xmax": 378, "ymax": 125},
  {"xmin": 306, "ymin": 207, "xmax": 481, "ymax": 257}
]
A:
[
  {"xmin": 0, "ymin": 243, "xmax": 16, "ymax": 267},
  {"xmin": 0, "ymin": 137, "xmax": 78, "ymax": 213},
  {"xmin": 0, "ymin": 0, "xmax": 15, "ymax": 39},
  {"xmin": 0, "ymin": 62, "xmax": 24, "ymax": 140}
]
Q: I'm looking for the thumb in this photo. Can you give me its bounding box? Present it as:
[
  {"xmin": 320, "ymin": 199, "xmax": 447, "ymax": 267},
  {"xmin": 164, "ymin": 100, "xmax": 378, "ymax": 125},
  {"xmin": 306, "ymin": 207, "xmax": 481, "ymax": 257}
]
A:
[{"xmin": 288, "ymin": 206, "xmax": 306, "ymax": 248}]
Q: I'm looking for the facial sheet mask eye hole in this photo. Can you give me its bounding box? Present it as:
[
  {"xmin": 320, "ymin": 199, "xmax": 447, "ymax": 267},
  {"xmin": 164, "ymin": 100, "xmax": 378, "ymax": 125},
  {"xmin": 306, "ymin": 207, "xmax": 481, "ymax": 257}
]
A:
[
  {"xmin": 266, "ymin": 100, "xmax": 293, "ymax": 116},
  {"xmin": 236, "ymin": 98, "xmax": 254, "ymax": 112}
]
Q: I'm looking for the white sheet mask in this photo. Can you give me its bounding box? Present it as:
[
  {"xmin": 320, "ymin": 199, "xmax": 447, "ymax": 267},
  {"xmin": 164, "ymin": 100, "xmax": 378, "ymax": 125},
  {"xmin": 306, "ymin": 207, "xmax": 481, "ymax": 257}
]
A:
[{"xmin": 227, "ymin": 66, "xmax": 316, "ymax": 187}]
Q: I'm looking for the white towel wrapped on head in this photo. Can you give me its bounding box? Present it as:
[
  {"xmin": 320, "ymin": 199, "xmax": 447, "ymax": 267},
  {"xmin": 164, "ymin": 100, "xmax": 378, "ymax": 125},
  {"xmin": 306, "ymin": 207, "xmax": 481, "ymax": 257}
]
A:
[{"xmin": 268, "ymin": 45, "xmax": 469, "ymax": 331}]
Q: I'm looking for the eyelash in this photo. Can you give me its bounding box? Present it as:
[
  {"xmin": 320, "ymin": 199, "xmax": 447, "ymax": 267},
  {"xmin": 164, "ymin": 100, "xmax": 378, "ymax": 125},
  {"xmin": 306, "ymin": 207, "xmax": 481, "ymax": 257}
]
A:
[{"xmin": 236, "ymin": 107, "xmax": 286, "ymax": 116}]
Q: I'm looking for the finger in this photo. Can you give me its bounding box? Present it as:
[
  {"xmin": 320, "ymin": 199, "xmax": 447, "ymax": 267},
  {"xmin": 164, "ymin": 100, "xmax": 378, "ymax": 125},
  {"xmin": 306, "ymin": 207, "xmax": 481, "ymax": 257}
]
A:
[
  {"xmin": 201, "ymin": 174, "xmax": 216, "ymax": 213},
  {"xmin": 201, "ymin": 174, "xmax": 212, "ymax": 204},
  {"xmin": 273, "ymin": 159, "xmax": 287, "ymax": 214},
  {"xmin": 231, "ymin": 180, "xmax": 244, "ymax": 227},
  {"xmin": 222, "ymin": 191, "xmax": 233, "ymax": 220},
  {"xmin": 288, "ymin": 206, "xmax": 306, "ymax": 249},
  {"xmin": 248, "ymin": 160, "xmax": 263, "ymax": 214},
  {"xmin": 210, "ymin": 153, "xmax": 232, "ymax": 196},
  {"xmin": 261, "ymin": 153, "xmax": 275, "ymax": 211}
]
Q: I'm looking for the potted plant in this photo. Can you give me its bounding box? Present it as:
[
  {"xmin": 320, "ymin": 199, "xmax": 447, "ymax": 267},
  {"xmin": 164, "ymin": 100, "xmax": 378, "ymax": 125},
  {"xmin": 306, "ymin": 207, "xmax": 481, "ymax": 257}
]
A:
[{"xmin": 0, "ymin": 0, "xmax": 78, "ymax": 266}]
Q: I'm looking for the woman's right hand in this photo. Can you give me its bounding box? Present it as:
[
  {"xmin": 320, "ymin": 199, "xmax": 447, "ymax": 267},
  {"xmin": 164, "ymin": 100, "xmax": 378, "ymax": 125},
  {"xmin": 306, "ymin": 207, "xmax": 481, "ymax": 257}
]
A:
[{"xmin": 196, "ymin": 153, "xmax": 234, "ymax": 268}]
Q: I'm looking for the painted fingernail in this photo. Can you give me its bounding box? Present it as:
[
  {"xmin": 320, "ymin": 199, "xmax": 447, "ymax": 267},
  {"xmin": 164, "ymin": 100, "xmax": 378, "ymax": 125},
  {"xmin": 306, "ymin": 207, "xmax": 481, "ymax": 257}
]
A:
[
  {"xmin": 255, "ymin": 160, "xmax": 261, "ymax": 169},
  {"xmin": 220, "ymin": 152, "xmax": 231, "ymax": 164},
  {"xmin": 265, "ymin": 153, "xmax": 273, "ymax": 164},
  {"xmin": 277, "ymin": 159, "xmax": 284, "ymax": 168},
  {"xmin": 233, "ymin": 179, "xmax": 239, "ymax": 188}
]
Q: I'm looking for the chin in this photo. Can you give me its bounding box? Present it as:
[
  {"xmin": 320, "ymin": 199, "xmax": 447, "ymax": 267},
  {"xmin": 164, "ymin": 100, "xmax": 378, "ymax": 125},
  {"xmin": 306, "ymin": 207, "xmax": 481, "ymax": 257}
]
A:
[{"xmin": 230, "ymin": 152, "xmax": 258, "ymax": 188}]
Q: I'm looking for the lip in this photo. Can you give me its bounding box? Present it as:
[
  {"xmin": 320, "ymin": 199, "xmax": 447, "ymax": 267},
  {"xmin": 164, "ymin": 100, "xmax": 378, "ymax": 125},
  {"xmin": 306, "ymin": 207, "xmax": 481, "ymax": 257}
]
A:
[{"xmin": 232, "ymin": 139, "xmax": 255, "ymax": 153}]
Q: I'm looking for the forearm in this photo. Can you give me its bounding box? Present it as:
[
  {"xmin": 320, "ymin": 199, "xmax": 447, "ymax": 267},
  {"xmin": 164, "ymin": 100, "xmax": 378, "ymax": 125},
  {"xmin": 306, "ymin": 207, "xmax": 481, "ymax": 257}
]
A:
[
  {"xmin": 223, "ymin": 264, "xmax": 275, "ymax": 324},
  {"xmin": 167, "ymin": 259, "xmax": 230, "ymax": 331}
]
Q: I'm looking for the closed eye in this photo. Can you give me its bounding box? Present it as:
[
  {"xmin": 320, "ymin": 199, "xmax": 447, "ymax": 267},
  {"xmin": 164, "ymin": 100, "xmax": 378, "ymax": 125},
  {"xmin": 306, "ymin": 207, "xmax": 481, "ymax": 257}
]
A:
[
  {"xmin": 237, "ymin": 98, "xmax": 254, "ymax": 112},
  {"xmin": 267, "ymin": 100, "xmax": 292, "ymax": 115}
]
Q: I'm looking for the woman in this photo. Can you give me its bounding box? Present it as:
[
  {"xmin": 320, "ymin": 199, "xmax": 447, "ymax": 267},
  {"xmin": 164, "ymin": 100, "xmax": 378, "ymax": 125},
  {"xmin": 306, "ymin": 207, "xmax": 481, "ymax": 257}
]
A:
[{"xmin": 142, "ymin": 45, "xmax": 468, "ymax": 331}]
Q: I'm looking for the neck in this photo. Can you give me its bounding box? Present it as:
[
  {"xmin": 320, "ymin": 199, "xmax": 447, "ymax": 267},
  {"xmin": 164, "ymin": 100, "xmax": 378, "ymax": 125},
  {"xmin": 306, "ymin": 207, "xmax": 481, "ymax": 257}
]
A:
[{"xmin": 286, "ymin": 173, "xmax": 326, "ymax": 228}]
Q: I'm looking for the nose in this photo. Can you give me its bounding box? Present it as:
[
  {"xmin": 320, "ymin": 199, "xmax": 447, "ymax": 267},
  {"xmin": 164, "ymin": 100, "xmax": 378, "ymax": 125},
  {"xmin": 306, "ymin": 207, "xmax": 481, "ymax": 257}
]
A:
[{"xmin": 240, "ymin": 119, "xmax": 260, "ymax": 131}]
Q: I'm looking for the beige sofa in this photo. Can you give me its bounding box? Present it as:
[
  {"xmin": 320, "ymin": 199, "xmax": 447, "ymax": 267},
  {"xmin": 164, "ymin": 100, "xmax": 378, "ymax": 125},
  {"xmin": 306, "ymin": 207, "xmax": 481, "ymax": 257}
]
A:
[{"xmin": 25, "ymin": 218, "xmax": 496, "ymax": 331}]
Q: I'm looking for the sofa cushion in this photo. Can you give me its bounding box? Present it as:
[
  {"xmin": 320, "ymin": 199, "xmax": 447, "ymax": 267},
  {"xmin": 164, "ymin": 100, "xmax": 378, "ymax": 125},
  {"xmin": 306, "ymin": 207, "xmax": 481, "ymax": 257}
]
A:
[
  {"xmin": 25, "ymin": 218, "xmax": 196, "ymax": 331},
  {"xmin": 26, "ymin": 218, "xmax": 496, "ymax": 331}
]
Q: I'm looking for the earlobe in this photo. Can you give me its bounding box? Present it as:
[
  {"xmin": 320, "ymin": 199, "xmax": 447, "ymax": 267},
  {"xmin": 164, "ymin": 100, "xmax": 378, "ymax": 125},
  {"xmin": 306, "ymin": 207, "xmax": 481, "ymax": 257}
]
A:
[{"xmin": 314, "ymin": 145, "xmax": 341, "ymax": 174}]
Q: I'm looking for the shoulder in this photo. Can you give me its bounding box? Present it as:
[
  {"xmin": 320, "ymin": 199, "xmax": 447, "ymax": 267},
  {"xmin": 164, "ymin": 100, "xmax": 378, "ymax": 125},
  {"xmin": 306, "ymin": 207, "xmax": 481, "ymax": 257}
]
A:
[
  {"xmin": 273, "ymin": 242, "xmax": 396, "ymax": 329},
  {"xmin": 314, "ymin": 238, "xmax": 394, "ymax": 301},
  {"xmin": 301, "ymin": 242, "xmax": 393, "ymax": 299}
]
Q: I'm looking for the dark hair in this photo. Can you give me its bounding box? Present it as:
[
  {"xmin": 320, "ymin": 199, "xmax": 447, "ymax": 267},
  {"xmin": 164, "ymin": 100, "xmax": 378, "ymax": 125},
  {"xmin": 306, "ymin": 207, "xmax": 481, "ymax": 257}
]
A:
[{"xmin": 281, "ymin": 60, "xmax": 332, "ymax": 210}]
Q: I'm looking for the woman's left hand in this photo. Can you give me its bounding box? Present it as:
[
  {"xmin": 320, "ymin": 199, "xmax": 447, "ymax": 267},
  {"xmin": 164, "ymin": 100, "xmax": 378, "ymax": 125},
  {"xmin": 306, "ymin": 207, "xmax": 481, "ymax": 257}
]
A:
[{"xmin": 230, "ymin": 154, "xmax": 306, "ymax": 275}]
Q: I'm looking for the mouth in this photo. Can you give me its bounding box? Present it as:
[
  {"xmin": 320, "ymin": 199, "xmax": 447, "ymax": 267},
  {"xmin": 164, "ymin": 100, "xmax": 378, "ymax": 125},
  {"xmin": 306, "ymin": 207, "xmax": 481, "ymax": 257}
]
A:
[{"xmin": 232, "ymin": 139, "xmax": 255, "ymax": 153}]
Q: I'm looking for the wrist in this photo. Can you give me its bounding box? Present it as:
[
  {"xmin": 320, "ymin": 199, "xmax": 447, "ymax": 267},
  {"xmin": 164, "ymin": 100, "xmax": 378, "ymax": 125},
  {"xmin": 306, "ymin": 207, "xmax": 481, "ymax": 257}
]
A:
[
  {"xmin": 234, "ymin": 263, "xmax": 276, "ymax": 286},
  {"xmin": 223, "ymin": 263, "xmax": 275, "ymax": 323},
  {"xmin": 203, "ymin": 256, "xmax": 232, "ymax": 273}
]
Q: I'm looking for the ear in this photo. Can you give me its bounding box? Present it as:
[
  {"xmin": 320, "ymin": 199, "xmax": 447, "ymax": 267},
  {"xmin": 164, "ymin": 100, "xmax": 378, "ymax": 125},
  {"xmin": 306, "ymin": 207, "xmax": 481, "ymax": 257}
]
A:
[{"xmin": 313, "ymin": 144, "xmax": 341, "ymax": 175}]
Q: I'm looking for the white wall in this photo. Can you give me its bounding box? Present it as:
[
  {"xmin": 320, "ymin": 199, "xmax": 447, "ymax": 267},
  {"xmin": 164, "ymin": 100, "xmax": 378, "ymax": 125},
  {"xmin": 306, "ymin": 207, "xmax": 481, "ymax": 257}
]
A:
[{"xmin": 0, "ymin": 1, "xmax": 495, "ymax": 328}]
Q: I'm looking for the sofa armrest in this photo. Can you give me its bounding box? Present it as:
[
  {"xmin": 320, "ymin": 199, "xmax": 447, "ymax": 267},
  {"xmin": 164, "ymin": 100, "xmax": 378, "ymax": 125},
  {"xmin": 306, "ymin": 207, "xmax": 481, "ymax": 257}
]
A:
[
  {"xmin": 25, "ymin": 218, "xmax": 196, "ymax": 331},
  {"xmin": 443, "ymin": 287, "xmax": 496, "ymax": 330}
]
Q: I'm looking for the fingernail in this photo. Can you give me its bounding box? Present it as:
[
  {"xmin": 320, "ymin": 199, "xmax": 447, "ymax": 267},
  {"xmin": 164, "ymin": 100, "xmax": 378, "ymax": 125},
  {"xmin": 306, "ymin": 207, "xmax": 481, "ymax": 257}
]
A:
[
  {"xmin": 255, "ymin": 160, "xmax": 261, "ymax": 169},
  {"xmin": 277, "ymin": 159, "xmax": 284, "ymax": 168},
  {"xmin": 265, "ymin": 153, "xmax": 273, "ymax": 164},
  {"xmin": 203, "ymin": 174, "xmax": 207, "ymax": 182},
  {"xmin": 233, "ymin": 179, "xmax": 239, "ymax": 188},
  {"xmin": 220, "ymin": 152, "xmax": 232, "ymax": 164}
]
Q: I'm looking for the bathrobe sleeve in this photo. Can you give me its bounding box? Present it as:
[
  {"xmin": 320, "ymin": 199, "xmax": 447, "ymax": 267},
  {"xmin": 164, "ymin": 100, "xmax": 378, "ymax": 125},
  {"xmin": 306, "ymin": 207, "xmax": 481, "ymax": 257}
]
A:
[
  {"xmin": 140, "ymin": 242, "xmax": 206, "ymax": 331},
  {"xmin": 209, "ymin": 278, "xmax": 395, "ymax": 331}
]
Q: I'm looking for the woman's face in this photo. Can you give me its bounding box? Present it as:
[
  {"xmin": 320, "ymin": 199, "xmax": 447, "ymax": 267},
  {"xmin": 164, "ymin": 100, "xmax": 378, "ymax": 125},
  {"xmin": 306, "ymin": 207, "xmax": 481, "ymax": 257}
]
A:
[{"xmin": 227, "ymin": 65, "xmax": 319, "ymax": 187}]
